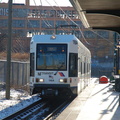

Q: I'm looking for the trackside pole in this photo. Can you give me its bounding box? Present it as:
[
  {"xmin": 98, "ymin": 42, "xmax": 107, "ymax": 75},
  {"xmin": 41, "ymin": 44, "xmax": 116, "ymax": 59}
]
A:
[
  {"xmin": 119, "ymin": 94, "xmax": 120, "ymax": 106},
  {"xmin": 6, "ymin": 0, "xmax": 12, "ymax": 99}
]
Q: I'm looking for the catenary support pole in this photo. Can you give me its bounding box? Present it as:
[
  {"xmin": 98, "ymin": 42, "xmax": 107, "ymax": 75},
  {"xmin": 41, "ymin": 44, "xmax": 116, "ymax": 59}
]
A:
[
  {"xmin": 119, "ymin": 94, "xmax": 120, "ymax": 106},
  {"xmin": 6, "ymin": 0, "xmax": 12, "ymax": 99}
]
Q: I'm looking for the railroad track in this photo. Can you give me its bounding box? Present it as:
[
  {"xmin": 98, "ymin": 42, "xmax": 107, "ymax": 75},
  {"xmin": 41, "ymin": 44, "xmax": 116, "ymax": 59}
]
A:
[
  {"xmin": 2, "ymin": 96, "xmax": 75, "ymax": 120},
  {"xmin": 2, "ymin": 99, "xmax": 49, "ymax": 120},
  {"xmin": 40, "ymin": 96, "xmax": 75, "ymax": 120},
  {"xmin": 43, "ymin": 100, "xmax": 70, "ymax": 120}
]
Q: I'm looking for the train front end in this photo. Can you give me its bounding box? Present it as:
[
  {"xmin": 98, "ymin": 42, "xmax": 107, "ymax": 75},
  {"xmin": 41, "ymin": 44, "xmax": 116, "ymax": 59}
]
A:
[{"xmin": 30, "ymin": 35, "xmax": 74, "ymax": 97}]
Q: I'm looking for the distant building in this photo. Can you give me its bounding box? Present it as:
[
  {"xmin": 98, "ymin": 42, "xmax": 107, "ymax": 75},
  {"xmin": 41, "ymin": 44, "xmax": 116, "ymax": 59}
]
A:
[
  {"xmin": 0, "ymin": 1, "xmax": 82, "ymax": 37},
  {"xmin": 0, "ymin": 0, "xmax": 115, "ymax": 77}
]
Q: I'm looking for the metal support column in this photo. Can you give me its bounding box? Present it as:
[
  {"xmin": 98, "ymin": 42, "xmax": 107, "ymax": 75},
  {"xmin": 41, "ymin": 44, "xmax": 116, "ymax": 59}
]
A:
[{"xmin": 6, "ymin": 0, "xmax": 12, "ymax": 99}]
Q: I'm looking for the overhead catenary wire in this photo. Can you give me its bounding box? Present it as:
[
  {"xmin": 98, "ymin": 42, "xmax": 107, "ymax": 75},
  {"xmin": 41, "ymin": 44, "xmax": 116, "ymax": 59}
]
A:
[
  {"xmin": 1, "ymin": 0, "xmax": 114, "ymax": 46},
  {"xmin": 33, "ymin": 0, "xmax": 54, "ymax": 28},
  {"xmin": 13, "ymin": 0, "xmax": 114, "ymax": 47},
  {"xmin": 40, "ymin": 0, "xmax": 75, "ymax": 34},
  {"xmin": 33, "ymin": 0, "xmax": 113, "ymax": 47},
  {"xmin": 33, "ymin": 0, "xmax": 68, "ymax": 34},
  {"xmin": 52, "ymin": 0, "xmax": 94, "ymax": 46},
  {"xmin": 52, "ymin": 0, "xmax": 114, "ymax": 45},
  {"xmin": 39, "ymin": 0, "xmax": 54, "ymax": 28}
]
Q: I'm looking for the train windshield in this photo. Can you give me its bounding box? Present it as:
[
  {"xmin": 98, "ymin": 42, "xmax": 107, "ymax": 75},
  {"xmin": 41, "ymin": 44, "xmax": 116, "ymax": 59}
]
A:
[{"xmin": 36, "ymin": 44, "xmax": 67, "ymax": 70}]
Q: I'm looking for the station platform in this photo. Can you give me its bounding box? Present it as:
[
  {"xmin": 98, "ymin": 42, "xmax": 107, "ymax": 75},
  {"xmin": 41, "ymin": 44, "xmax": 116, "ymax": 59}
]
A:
[{"xmin": 56, "ymin": 78, "xmax": 120, "ymax": 120}]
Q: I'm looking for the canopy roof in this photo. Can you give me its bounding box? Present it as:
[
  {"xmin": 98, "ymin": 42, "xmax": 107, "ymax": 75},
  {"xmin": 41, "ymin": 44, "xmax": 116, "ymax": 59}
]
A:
[{"xmin": 69, "ymin": 0, "xmax": 120, "ymax": 34}]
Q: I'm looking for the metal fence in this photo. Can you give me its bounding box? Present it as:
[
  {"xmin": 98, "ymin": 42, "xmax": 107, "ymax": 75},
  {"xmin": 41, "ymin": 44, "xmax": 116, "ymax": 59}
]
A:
[
  {"xmin": 0, "ymin": 60, "xmax": 30, "ymax": 91},
  {"xmin": 0, "ymin": 60, "xmax": 114, "ymax": 92},
  {"xmin": 91, "ymin": 62, "xmax": 114, "ymax": 78}
]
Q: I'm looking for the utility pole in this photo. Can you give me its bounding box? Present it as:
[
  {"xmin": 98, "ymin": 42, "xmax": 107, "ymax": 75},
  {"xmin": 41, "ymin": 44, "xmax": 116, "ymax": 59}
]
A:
[{"xmin": 6, "ymin": 0, "xmax": 12, "ymax": 99}]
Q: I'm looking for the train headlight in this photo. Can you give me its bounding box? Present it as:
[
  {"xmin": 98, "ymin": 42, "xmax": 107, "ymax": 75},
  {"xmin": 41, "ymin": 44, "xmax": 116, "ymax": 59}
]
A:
[
  {"xmin": 36, "ymin": 78, "xmax": 44, "ymax": 82},
  {"xmin": 59, "ymin": 78, "xmax": 67, "ymax": 83},
  {"xmin": 39, "ymin": 78, "xmax": 44, "ymax": 82},
  {"xmin": 59, "ymin": 79, "xmax": 64, "ymax": 82}
]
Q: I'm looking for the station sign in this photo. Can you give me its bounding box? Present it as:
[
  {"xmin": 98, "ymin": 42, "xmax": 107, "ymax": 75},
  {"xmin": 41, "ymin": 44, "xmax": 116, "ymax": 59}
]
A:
[{"xmin": 0, "ymin": 8, "xmax": 8, "ymax": 16}]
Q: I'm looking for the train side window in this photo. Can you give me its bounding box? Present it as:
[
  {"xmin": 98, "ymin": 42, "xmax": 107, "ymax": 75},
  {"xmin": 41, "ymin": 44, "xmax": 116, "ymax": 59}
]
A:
[
  {"xmin": 87, "ymin": 60, "xmax": 89, "ymax": 73},
  {"xmin": 78, "ymin": 58, "xmax": 81, "ymax": 72},
  {"xmin": 81, "ymin": 62, "xmax": 82, "ymax": 74},
  {"xmin": 30, "ymin": 53, "xmax": 34, "ymax": 76},
  {"xmin": 84, "ymin": 62, "xmax": 86, "ymax": 74},
  {"xmin": 69, "ymin": 53, "xmax": 78, "ymax": 77}
]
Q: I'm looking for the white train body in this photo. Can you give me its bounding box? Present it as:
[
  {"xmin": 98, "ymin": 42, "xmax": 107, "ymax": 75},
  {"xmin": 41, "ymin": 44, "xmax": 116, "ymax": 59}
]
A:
[{"xmin": 30, "ymin": 35, "xmax": 91, "ymax": 97}]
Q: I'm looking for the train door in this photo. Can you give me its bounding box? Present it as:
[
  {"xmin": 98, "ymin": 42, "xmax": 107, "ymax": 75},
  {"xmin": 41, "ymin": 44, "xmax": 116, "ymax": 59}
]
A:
[
  {"xmin": 78, "ymin": 56, "xmax": 82, "ymax": 93},
  {"xmin": 30, "ymin": 53, "xmax": 34, "ymax": 77},
  {"xmin": 69, "ymin": 53, "xmax": 78, "ymax": 95},
  {"xmin": 30, "ymin": 53, "xmax": 35, "ymax": 95},
  {"xmin": 69, "ymin": 53, "xmax": 78, "ymax": 77}
]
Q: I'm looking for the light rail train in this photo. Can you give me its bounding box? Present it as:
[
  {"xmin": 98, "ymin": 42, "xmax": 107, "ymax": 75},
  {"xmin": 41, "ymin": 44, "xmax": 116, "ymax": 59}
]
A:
[{"xmin": 30, "ymin": 34, "xmax": 91, "ymax": 97}]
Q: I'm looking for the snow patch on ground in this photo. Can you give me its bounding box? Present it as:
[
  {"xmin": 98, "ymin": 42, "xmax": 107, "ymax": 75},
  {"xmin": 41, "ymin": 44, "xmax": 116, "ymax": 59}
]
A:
[
  {"xmin": 0, "ymin": 89, "xmax": 40, "ymax": 119},
  {"xmin": 0, "ymin": 78, "xmax": 99, "ymax": 119}
]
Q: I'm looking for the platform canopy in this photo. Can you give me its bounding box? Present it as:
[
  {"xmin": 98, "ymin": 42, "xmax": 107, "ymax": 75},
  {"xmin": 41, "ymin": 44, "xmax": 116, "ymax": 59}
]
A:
[{"xmin": 69, "ymin": 0, "xmax": 120, "ymax": 34}]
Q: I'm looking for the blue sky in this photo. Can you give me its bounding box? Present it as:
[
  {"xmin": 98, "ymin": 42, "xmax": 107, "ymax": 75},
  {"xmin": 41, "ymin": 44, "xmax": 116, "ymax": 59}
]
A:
[{"xmin": 1, "ymin": 0, "xmax": 72, "ymax": 6}]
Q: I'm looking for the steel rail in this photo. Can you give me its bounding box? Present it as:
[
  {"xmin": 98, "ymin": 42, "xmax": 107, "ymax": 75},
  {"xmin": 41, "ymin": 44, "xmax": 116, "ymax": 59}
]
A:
[{"xmin": 2, "ymin": 99, "xmax": 48, "ymax": 120}]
